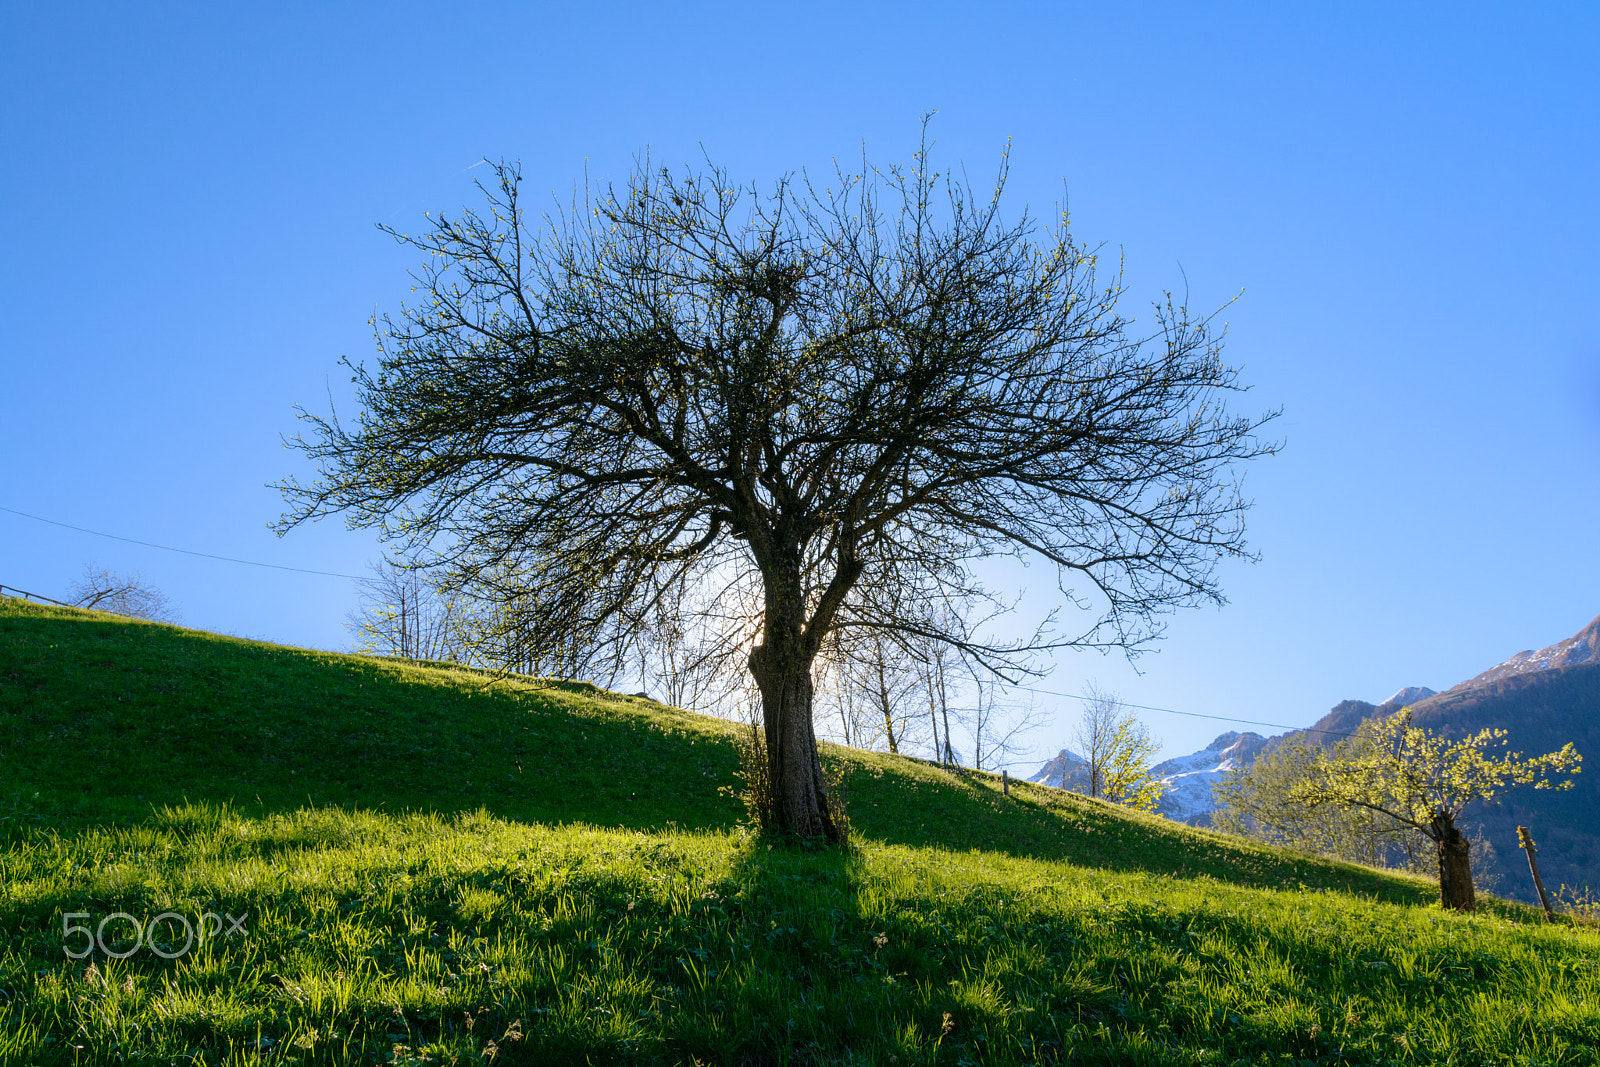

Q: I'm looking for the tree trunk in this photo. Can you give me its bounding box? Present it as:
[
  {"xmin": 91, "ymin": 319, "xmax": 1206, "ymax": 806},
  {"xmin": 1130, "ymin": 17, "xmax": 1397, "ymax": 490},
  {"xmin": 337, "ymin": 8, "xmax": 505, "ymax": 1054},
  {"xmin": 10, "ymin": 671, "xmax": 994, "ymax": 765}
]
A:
[
  {"xmin": 1432, "ymin": 812, "xmax": 1476, "ymax": 912},
  {"xmin": 877, "ymin": 684, "xmax": 899, "ymax": 754},
  {"xmin": 748, "ymin": 564, "xmax": 840, "ymax": 842},
  {"xmin": 940, "ymin": 679, "xmax": 954, "ymax": 765}
]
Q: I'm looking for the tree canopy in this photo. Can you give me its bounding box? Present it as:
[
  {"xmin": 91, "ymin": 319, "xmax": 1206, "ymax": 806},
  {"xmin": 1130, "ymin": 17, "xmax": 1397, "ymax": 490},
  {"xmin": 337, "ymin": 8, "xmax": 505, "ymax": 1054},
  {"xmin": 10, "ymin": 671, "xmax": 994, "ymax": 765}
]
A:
[
  {"xmin": 1073, "ymin": 687, "xmax": 1162, "ymax": 812},
  {"xmin": 278, "ymin": 134, "xmax": 1277, "ymax": 839},
  {"xmin": 68, "ymin": 565, "xmax": 179, "ymax": 623},
  {"xmin": 1214, "ymin": 736, "xmax": 1432, "ymax": 873},
  {"xmin": 1289, "ymin": 708, "xmax": 1581, "ymax": 910}
]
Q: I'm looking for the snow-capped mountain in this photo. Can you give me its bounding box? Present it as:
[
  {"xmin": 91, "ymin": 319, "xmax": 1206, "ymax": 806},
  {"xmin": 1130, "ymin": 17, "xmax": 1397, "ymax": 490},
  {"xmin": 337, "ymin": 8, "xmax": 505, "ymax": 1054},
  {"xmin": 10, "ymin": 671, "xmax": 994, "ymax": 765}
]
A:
[
  {"xmin": 1026, "ymin": 731, "xmax": 1269, "ymax": 823},
  {"xmin": 1381, "ymin": 685, "xmax": 1437, "ymax": 706},
  {"xmin": 1148, "ymin": 731, "xmax": 1269, "ymax": 823},
  {"xmin": 1449, "ymin": 614, "xmax": 1600, "ymax": 691},
  {"xmin": 1028, "ymin": 748, "xmax": 1089, "ymax": 790},
  {"xmin": 1025, "ymin": 614, "xmax": 1600, "ymax": 840}
]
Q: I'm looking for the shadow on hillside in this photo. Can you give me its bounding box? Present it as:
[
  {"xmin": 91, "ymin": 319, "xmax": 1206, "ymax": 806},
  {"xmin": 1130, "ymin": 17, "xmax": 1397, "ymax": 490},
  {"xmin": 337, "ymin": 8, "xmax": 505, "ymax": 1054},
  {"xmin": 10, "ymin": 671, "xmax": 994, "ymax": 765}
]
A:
[
  {"xmin": 3, "ymin": 607, "xmax": 1444, "ymax": 907},
  {"xmin": 699, "ymin": 835, "xmax": 1571, "ymax": 1063},
  {"xmin": 835, "ymin": 756, "xmax": 1443, "ymax": 909},
  {"xmin": 0, "ymin": 608, "xmax": 745, "ymax": 838}
]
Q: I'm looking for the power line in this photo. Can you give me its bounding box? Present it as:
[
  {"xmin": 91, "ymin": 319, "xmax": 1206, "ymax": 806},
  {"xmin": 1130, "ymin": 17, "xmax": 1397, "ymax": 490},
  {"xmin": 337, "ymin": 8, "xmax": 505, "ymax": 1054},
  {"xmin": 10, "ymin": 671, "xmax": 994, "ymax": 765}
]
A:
[
  {"xmin": 996, "ymin": 681, "xmax": 1356, "ymax": 739},
  {"xmin": 2, "ymin": 502, "xmax": 1353, "ymax": 740},
  {"xmin": 0, "ymin": 505, "xmax": 365, "ymax": 581}
]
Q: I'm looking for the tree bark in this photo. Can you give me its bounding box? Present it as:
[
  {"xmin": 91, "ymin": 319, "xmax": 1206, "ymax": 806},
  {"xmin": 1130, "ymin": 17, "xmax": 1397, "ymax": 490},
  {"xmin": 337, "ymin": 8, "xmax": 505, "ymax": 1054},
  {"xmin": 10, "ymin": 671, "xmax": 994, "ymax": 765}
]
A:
[
  {"xmin": 748, "ymin": 562, "xmax": 840, "ymax": 842},
  {"xmin": 877, "ymin": 674, "xmax": 899, "ymax": 755},
  {"xmin": 1432, "ymin": 812, "xmax": 1476, "ymax": 912}
]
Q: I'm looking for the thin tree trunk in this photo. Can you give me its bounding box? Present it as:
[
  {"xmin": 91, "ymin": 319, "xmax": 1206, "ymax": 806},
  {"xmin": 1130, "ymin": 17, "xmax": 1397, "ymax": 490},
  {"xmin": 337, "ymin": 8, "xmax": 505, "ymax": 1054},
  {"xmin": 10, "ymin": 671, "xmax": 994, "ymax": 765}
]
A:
[
  {"xmin": 938, "ymin": 659, "xmax": 954, "ymax": 765},
  {"xmin": 748, "ymin": 564, "xmax": 839, "ymax": 842},
  {"xmin": 876, "ymin": 649, "xmax": 899, "ymax": 754},
  {"xmin": 1432, "ymin": 812, "xmax": 1476, "ymax": 912}
]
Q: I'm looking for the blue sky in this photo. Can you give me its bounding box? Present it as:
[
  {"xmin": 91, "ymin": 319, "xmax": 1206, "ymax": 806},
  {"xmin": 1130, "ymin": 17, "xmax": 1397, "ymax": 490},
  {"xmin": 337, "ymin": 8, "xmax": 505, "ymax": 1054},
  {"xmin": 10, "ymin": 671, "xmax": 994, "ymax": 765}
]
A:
[{"xmin": 3, "ymin": 3, "xmax": 1597, "ymax": 761}]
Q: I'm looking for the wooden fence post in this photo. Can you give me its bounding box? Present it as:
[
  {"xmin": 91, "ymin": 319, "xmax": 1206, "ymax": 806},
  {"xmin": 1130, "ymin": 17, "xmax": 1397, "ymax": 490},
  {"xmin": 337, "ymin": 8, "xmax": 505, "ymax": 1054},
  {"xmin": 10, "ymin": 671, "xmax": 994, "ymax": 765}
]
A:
[
  {"xmin": 1517, "ymin": 825, "xmax": 1556, "ymax": 923},
  {"xmin": 1002, "ymin": 769, "xmax": 1010, "ymax": 797}
]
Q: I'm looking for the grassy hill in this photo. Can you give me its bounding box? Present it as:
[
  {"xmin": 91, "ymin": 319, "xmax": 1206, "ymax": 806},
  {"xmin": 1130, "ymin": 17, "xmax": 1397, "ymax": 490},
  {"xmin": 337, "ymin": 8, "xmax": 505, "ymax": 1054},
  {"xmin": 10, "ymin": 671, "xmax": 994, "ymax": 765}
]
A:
[{"xmin": 3, "ymin": 599, "xmax": 1599, "ymax": 1065}]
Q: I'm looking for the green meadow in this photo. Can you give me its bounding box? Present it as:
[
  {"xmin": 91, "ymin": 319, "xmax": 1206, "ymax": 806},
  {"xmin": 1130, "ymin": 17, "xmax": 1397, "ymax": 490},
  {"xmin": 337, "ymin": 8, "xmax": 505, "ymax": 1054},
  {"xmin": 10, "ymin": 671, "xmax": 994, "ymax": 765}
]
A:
[{"xmin": 2, "ymin": 599, "xmax": 1598, "ymax": 1065}]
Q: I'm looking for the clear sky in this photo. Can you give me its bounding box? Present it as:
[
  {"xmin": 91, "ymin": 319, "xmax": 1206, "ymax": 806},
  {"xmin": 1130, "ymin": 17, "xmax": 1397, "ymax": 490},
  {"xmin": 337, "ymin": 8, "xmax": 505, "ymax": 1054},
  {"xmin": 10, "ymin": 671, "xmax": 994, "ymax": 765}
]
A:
[{"xmin": 4, "ymin": 3, "xmax": 1597, "ymax": 762}]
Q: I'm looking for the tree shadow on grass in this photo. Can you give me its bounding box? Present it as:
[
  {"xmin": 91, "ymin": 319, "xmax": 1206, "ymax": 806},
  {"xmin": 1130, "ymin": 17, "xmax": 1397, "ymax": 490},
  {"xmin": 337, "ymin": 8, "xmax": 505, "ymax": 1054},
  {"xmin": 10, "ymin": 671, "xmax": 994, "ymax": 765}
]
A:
[
  {"xmin": 665, "ymin": 834, "xmax": 1584, "ymax": 1065},
  {"xmin": 4, "ymin": 606, "xmax": 1455, "ymax": 911},
  {"xmin": 1, "ymin": 608, "xmax": 746, "ymax": 838},
  {"xmin": 832, "ymin": 752, "xmax": 1446, "ymax": 910}
]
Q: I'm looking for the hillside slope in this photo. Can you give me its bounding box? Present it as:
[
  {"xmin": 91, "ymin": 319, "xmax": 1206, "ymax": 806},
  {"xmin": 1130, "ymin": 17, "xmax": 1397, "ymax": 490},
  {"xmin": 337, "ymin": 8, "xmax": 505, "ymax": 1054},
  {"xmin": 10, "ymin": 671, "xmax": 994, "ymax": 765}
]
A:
[
  {"xmin": 1275, "ymin": 663, "xmax": 1600, "ymax": 903},
  {"xmin": 4, "ymin": 600, "xmax": 1599, "ymax": 1065},
  {"xmin": 0, "ymin": 600, "xmax": 1442, "ymax": 896}
]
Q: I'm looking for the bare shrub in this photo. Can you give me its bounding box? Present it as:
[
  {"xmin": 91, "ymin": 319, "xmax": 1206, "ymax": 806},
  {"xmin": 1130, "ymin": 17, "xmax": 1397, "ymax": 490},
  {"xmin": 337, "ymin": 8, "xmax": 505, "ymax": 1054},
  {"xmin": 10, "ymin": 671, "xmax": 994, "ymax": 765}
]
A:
[{"xmin": 67, "ymin": 565, "xmax": 179, "ymax": 623}]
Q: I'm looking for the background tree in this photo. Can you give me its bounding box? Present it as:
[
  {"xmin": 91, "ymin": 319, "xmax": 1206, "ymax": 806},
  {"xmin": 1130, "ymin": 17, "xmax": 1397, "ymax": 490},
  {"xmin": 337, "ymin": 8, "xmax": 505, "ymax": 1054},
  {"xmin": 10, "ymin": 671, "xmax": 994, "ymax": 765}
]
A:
[
  {"xmin": 277, "ymin": 133, "xmax": 1276, "ymax": 841},
  {"xmin": 68, "ymin": 564, "xmax": 179, "ymax": 623},
  {"xmin": 1213, "ymin": 737, "xmax": 1431, "ymax": 872},
  {"xmin": 837, "ymin": 632, "xmax": 924, "ymax": 756},
  {"xmin": 349, "ymin": 556, "xmax": 465, "ymax": 662},
  {"xmin": 633, "ymin": 583, "xmax": 752, "ymax": 714},
  {"xmin": 1072, "ymin": 686, "xmax": 1162, "ymax": 811},
  {"xmin": 815, "ymin": 589, "xmax": 977, "ymax": 762},
  {"xmin": 915, "ymin": 632, "xmax": 959, "ymax": 766},
  {"xmin": 964, "ymin": 675, "xmax": 1045, "ymax": 773},
  {"xmin": 1289, "ymin": 707, "xmax": 1581, "ymax": 911}
]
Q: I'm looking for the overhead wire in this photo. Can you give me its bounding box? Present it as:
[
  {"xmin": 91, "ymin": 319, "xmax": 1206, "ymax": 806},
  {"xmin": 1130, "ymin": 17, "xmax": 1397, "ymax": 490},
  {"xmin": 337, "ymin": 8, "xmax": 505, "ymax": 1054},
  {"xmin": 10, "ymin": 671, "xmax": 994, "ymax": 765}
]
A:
[
  {"xmin": 0, "ymin": 504, "xmax": 366, "ymax": 581},
  {"xmin": 3, "ymin": 503, "xmax": 1356, "ymax": 753},
  {"xmin": 995, "ymin": 680, "xmax": 1358, "ymax": 738}
]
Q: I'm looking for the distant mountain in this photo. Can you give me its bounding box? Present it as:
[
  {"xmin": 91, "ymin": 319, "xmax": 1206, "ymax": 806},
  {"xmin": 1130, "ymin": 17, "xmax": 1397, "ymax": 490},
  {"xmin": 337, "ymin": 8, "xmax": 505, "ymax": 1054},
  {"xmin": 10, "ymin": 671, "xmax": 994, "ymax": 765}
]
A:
[
  {"xmin": 1136, "ymin": 690, "xmax": 1431, "ymax": 826},
  {"xmin": 1028, "ymin": 748, "xmax": 1090, "ymax": 791},
  {"xmin": 1448, "ymin": 615, "xmax": 1600, "ymax": 692},
  {"xmin": 1027, "ymin": 614, "xmax": 1600, "ymax": 902},
  {"xmin": 1382, "ymin": 685, "xmax": 1438, "ymax": 706},
  {"xmin": 1260, "ymin": 614, "xmax": 1600, "ymax": 903},
  {"xmin": 1270, "ymin": 693, "xmax": 1427, "ymax": 751},
  {"xmin": 1027, "ymin": 731, "xmax": 1268, "ymax": 823},
  {"xmin": 1149, "ymin": 731, "xmax": 1269, "ymax": 823}
]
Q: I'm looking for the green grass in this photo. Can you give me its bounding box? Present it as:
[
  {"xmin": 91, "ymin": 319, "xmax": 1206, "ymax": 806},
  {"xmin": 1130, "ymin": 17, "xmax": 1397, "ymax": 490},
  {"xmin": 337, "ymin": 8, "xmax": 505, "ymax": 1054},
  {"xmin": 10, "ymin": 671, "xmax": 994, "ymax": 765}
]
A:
[{"xmin": 3, "ymin": 599, "xmax": 1599, "ymax": 1064}]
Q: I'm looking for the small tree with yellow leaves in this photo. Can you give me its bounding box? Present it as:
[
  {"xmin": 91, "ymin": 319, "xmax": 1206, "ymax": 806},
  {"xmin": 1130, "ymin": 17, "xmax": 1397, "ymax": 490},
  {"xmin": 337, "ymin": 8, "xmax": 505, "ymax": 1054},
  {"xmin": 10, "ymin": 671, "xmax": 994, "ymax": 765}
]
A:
[
  {"xmin": 1290, "ymin": 707, "xmax": 1581, "ymax": 911},
  {"xmin": 1073, "ymin": 687, "xmax": 1164, "ymax": 812},
  {"xmin": 1100, "ymin": 716, "xmax": 1164, "ymax": 812}
]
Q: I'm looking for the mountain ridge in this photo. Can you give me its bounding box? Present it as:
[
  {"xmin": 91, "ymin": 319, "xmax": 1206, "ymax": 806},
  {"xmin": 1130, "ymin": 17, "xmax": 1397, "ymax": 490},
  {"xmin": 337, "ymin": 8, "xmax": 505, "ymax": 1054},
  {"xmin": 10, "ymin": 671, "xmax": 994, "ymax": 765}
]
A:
[
  {"xmin": 1448, "ymin": 613, "xmax": 1600, "ymax": 693},
  {"xmin": 1029, "ymin": 613, "xmax": 1600, "ymax": 899}
]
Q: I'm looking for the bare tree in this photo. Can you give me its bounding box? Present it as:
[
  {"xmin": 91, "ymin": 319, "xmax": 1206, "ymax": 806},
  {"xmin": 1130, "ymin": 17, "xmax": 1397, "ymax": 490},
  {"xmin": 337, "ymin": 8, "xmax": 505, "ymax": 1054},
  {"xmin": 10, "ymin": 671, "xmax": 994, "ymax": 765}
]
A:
[
  {"xmin": 814, "ymin": 636, "xmax": 872, "ymax": 748},
  {"xmin": 635, "ymin": 578, "xmax": 756, "ymax": 715},
  {"xmin": 964, "ymin": 675, "xmax": 1045, "ymax": 773},
  {"xmin": 68, "ymin": 565, "xmax": 179, "ymax": 623},
  {"xmin": 349, "ymin": 556, "xmax": 465, "ymax": 662},
  {"xmin": 1072, "ymin": 685, "xmax": 1162, "ymax": 810},
  {"xmin": 916, "ymin": 635, "xmax": 959, "ymax": 765},
  {"xmin": 277, "ymin": 128, "xmax": 1276, "ymax": 840},
  {"xmin": 833, "ymin": 631, "xmax": 924, "ymax": 755},
  {"xmin": 1073, "ymin": 684, "xmax": 1120, "ymax": 799}
]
